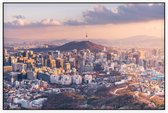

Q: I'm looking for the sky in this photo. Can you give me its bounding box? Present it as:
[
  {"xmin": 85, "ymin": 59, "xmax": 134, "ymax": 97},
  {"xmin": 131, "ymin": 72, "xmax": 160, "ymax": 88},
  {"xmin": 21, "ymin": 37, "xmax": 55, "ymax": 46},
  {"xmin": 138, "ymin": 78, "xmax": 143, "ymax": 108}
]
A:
[{"xmin": 4, "ymin": 3, "xmax": 164, "ymax": 41}]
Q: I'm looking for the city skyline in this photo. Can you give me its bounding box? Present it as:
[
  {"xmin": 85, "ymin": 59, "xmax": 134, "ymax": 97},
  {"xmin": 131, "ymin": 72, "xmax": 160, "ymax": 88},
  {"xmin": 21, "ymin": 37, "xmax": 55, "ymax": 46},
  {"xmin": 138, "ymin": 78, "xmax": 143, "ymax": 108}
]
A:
[
  {"xmin": 4, "ymin": 3, "xmax": 164, "ymax": 40},
  {"xmin": 3, "ymin": 3, "xmax": 165, "ymax": 110}
]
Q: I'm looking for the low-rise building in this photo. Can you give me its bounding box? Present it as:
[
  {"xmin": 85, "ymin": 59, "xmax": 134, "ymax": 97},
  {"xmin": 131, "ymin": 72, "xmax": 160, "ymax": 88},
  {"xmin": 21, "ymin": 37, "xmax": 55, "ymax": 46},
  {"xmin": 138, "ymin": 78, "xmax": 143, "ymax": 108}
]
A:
[
  {"xmin": 84, "ymin": 74, "xmax": 92, "ymax": 84},
  {"xmin": 72, "ymin": 75, "xmax": 82, "ymax": 85}
]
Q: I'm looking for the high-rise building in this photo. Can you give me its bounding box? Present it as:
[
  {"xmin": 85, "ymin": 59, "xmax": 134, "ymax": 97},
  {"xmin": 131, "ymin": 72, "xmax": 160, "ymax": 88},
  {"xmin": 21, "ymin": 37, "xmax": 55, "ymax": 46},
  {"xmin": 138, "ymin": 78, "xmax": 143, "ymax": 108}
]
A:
[
  {"xmin": 77, "ymin": 58, "xmax": 85, "ymax": 71},
  {"xmin": 53, "ymin": 50, "xmax": 61, "ymax": 59},
  {"xmin": 18, "ymin": 69, "xmax": 27, "ymax": 81},
  {"xmin": 69, "ymin": 57, "xmax": 76, "ymax": 68},
  {"xmin": 29, "ymin": 50, "xmax": 34, "ymax": 56},
  {"xmin": 36, "ymin": 56, "xmax": 44, "ymax": 67},
  {"xmin": 43, "ymin": 55, "xmax": 50, "ymax": 66},
  {"xmin": 10, "ymin": 56, "xmax": 17, "ymax": 65},
  {"xmin": 46, "ymin": 59, "xmax": 51, "ymax": 67},
  {"xmin": 23, "ymin": 51, "xmax": 29, "ymax": 58},
  {"xmin": 107, "ymin": 53, "xmax": 112, "ymax": 61},
  {"xmin": 56, "ymin": 58, "xmax": 64, "ymax": 68},
  {"xmin": 48, "ymin": 51, "xmax": 54, "ymax": 59},
  {"xmin": 139, "ymin": 50, "xmax": 145, "ymax": 59},
  {"xmin": 4, "ymin": 56, "xmax": 16, "ymax": 66},
  {"xmin": 133, "ymin": 53, "xmax": 140, "ymax": 65},
  {"xmin": 64, "ymin": 63, "xmax": 71, "ymax": 71},
  {"xmin": 51, "ymin": 60, "xmax": 56, "ymax": 68}
]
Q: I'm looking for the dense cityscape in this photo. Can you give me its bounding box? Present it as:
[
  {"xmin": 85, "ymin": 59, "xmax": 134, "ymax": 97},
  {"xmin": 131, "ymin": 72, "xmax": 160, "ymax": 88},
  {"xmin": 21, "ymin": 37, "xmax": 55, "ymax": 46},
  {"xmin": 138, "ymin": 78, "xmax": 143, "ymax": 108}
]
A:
[
  {"xmin": 3, "ymin": 3, "xmax": 165, "ymax": 110},
  {"xmin": 3, "ymin": 40, "xmax": 164, "ymax": 110}
]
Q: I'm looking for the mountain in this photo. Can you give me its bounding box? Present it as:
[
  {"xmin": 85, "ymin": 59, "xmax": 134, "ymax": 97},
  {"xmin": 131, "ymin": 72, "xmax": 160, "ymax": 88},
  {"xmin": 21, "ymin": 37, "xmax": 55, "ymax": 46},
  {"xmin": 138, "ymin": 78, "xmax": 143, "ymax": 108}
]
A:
[
  {"xmin": 58, "ymin": 41, "xmax": 104, "ymax": 52},
  {"xmin": 30, "ymin": 41, "xmax": 105, "ymax": 52},
  {"xmin": 47, "ymin": 39, "xmax": 70, "ymax": 46}
]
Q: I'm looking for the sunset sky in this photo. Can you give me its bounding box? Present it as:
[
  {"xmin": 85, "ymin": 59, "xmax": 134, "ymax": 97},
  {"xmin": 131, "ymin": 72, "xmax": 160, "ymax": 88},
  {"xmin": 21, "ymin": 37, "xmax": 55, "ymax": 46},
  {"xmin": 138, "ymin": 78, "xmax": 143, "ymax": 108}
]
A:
[{"xmin": 4, "ymin": 3, "xmax": 164, "ymax": 41}]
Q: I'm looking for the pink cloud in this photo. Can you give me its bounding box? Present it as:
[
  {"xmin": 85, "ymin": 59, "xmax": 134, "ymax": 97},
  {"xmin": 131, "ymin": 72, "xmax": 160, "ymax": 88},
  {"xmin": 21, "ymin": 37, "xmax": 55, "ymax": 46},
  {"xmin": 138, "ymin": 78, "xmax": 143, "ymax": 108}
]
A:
[{"xmin": 4, "ymin": 18, "xmax": 62, "ymax": 28}]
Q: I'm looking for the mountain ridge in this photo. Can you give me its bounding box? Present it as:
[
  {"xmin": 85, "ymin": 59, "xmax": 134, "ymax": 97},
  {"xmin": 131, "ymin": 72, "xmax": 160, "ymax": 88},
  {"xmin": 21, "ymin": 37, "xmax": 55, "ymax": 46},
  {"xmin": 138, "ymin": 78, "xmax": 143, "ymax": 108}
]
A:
[{"xmin": 30, "ymin": 40, "xmax": 105, "ymax": 52}]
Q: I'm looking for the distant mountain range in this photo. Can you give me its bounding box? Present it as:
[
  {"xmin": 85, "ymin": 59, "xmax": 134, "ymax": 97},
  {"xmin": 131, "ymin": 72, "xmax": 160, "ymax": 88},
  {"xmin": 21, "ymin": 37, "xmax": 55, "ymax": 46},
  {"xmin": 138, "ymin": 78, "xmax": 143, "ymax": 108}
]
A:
[{"xmin": 90, "ymin": 35, "xmax": 164, "ymax": 48}]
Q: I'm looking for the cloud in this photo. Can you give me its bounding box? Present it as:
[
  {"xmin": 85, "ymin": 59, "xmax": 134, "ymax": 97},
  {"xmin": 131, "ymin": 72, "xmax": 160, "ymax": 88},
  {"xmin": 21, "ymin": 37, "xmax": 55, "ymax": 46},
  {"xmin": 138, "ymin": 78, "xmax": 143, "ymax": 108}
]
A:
[
  {"xmin": 64, "ymin": 20, "xmax": 86, "ymax": 26},
  {"xmin": 4, "ymin": 18, "xmax": 62, "ymax": 28},
  {"xmin": 5, "ymin": 19, "xmax": 29, "ymax": 27},
  {"xmin": 65, "ymin": 4, "xmax": 164, "ymax": 25},
  {"xmin": 40, "ymin": 19, "xmax": 61, "ymax": 26},
  {"xmin": 5, "ymin": 4, "xmax": 164, "ymax": 28},
  {"xmin": 13, "ymin": 15, "xmax": 26, "ymax": 19}
]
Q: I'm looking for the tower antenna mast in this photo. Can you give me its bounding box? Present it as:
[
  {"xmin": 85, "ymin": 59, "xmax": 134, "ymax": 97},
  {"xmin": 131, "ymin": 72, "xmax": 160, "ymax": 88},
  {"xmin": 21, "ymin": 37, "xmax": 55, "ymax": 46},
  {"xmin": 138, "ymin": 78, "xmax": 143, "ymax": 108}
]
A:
[{"xmin": 85, "ymin": 33, "xmax": 88, "ymax": 41}]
